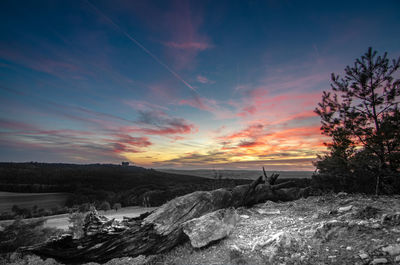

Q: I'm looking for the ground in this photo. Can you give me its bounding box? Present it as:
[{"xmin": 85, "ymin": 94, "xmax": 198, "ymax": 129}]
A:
[{"xmin": 4, "ymin": 194, "xmax": 400, "ymax": 265}]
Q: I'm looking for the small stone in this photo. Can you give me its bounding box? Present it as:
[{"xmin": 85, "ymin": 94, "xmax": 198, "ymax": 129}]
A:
[
  {"xmin": 291, "ymin": 253, "xmax": 301, "ymax": 259},
  {"xmin": 257, "ymin": 209, "xmax": 281, "ymax": 215},
  {"xmin": 382, "ymin": 244, "xmax": 400, "ymax": 256},
  {"xmin": 300, "ymin": 256, "xmax": 306, "ymax": 262},
  {"xmin": 371, "ymin": 258, "xmax": 388, "ymax": 264},
  {"xmin": 346, "ymin": 246, "xmax": 352, "ymax": 251},
  {"xmin": 328, "ymin": 255, "xmax": 336, "ymax": 259},
  {"xmin": 312, "ymin": 213, "xmax": 319, "ymax": 219},
  {"xmin": 370, "ymin": 223, "xmax": 381, "ymax": 229},
  {"xmin": 240, "ymin": 214, "xmax": 250, "ymax": 219},
  {"xmin": 338, "ymin": 205, "xmax": 353, "ymax": 213},
  {"xmin": 359, "ymin": 253, "xmax": 369, "ymax": 259},
  {"xmin": 230, "ymin": 244, "xmax": 241, "ymax": 252},
  {"xmin": 394, "ymin": 255, "xmax": 400, "ymax": 262}
]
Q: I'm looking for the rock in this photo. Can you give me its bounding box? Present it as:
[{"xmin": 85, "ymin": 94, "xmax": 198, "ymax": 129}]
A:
[
  {"xmin": 229, "ymin": 244, "xmax": 241, "ymax": 252},
  {"xmin": 352, "ymin": 206, "xmax": 381, "ymax": 219},
  {"xmin": 395, "ymin": 255, "xmax": 400, "ymax": 262},
  {"xmin": 314, "ymin": 220, "xmax": 349, "ymax": 241},
  {"xmin": 382, "ymin": 244, "xmax": 400, "ymax": 256},
  {"xmin": 312, "ymin": 213, "xmax": 320, "ymax": 219},
  {"xmin": 339, "ymin": 198, "xmax": 353, "ymax": 205},
  {"xmin": 182, "ymin": 208, "xmax": 239, "ymax": 248},
  {"xmin": 291, "ymin": 253, "xmax": 301, "ymax": 259},
  {"xmin": 257, "ymin": 209, "xmax": 281, "ymax": 215},
  {"xmin": 102, "ymin": 255, "xmax": 151, "ymax": 265},
  {"xmin": 381, "ymin": 213, "xmax": 400, "ymax": 226},
  {"xmin": 359, "ymin": 253, "xmax": 369, "ymax": 259},
  {"xmin": 336, "ymin": 192, "xmax": 348, "ymax": 197},
  {"xmin": 346, "ymin": 246, "xmax": 352, "ymax": 250},
  {"xmin": 371, "ymin": 258, "xmax": 388, "ymax": 264},
  {"xmin": 252, "ymin": 231, "xmax": 284, "ymax": 251},
  {"xmin": 240, "ymin": 214, "xmax": 250, "ymax": 219},
  {"xmin": 338, "ymin": 205, "xmax": 353, "ymax": 213}
]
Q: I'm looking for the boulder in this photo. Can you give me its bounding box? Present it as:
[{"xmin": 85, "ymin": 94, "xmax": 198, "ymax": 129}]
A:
[
  {"xmin": 352, "ymin": 206, "xmax": 381, "ymax": 219},
  {"xmin": 381, "ymin": 213, "xmax": 400, "ymax": 226},
  {"xmin": 337, "ymin": 205, "xmax": 353, "ymax": 213},
  {"xmin": 382, "ymin": 244, "xmax": 400, "ymax": 256},
  {"xmin": 371, "ymin": 258, "xmax": 388, "ymax": 264},
  {"xmin": 182, "ymin": 208, "xmax": 239, "ymax": 248}
]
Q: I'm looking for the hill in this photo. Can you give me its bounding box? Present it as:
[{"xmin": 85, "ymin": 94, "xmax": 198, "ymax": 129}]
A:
[
  {"xmin": 158, "ymin": 169, "xmax": 313, "ymax": 180},
  {"xmin": 0, "ymin": 162, "xmax": 252, "ymax": 209}
]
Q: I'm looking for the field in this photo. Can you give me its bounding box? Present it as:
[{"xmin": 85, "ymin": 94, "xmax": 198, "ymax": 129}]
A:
[
  {"xmin": 0, "ymin": 191, "xmax": 69, "ymax": 212},
  {"xmin": 158, "ymin": 169, "xmax": 314, "ymax": 180}
]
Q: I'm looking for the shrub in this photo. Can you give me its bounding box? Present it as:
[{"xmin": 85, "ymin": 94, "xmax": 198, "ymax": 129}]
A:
[
  {"xmin": 98, "ymin": 201, "xmax": 111, "ymax": 211},
  {"xmin": 112, "ymin": 203, "xmax": 122, "ymax": 211}
]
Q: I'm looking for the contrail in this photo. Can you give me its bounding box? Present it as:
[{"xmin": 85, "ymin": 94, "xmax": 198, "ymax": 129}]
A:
[{"xmin": 85, "ymin": 0, "xmax": 197, "ymax": 93}]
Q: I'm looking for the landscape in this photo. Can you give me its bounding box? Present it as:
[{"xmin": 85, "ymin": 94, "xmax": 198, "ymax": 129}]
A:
[{"xmin": 0, "ymin": 0, "xmax": 399, "ymax": 264}]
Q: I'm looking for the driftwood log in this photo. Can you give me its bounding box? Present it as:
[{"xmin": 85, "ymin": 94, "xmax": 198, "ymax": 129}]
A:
[{"xmin": 26, "ymin": 168, "xmax": 310, "ymax": 263}]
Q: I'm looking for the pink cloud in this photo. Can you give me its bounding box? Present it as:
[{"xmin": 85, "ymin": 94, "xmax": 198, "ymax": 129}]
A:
[
  {"xmin": 111, "ymin": 135, "xmax": 152, "ymax": 153},
  {"xmin": 0, "ymin": 42, "xmax": 88, "ymax": 80},
  {"xmin": 164, "ymin": 41, "xmax": 212, "ymax": 51},
  {"xmin": 178, "ymin": 96, "xmax": 239, "ymax": 120},
  {"xmin": 123, "ymin": 99, "xmax": 169, "ymax": 111},
  {"xmin": 160, "ymin": 1, "xmax": 213, "ymax": 69},
  {"xmin": 196, "ymin": 75, "xmax": 215, "ymax": 84},
  {"xmin": 179, "ymin": 97, "xmax": 214, "ymax": 112}
]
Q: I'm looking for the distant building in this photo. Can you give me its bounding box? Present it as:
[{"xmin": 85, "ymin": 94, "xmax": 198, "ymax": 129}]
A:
[{"xmin": 121, "ymin": 161, "xmax": 129, "ymax": 166}]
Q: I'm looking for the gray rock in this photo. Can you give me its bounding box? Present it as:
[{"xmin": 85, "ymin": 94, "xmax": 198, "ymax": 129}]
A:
[
  {"xmin": 336, "ymin": 192, "xmax": 348, "ymax": 197},
  {"xmin": 338, "ymin": 205, "xmax": 353, "ymax": 213},
  {"xmin": 182, "ymin": 208, "xmax": 239, "ymax": 248},
  {"xmin": 371, "ymin": 258, "xmax": 388, "ymax": 264},
  {"xmin": 381, "ymin": 213, "xmax": 400, "ymax": 226},
  {"xmin": 359, "ymin": 253, "xmax": 369, "ymax": 259},
  {"xmin": 382, "ymin": 244, "xmax": 400, "ymax": 256}
]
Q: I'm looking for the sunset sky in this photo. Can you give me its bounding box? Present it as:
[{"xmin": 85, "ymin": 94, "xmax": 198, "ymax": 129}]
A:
[{"xmin": 1, "ymin": 0, "xmax": 399, "ymax": 170}]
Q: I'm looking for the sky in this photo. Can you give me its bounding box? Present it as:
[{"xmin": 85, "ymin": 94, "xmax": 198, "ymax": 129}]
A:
[{"xmin": 1, "ymin": 0, "xmax": 399, "ymax": 170}]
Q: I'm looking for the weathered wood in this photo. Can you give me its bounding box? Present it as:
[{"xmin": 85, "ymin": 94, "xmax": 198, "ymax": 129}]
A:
[{"xmin": 25, "ymin": 170, "xmax": 310, "ymax": 263}]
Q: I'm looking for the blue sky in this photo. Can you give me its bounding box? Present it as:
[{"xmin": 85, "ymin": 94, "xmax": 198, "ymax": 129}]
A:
[{"xmin": 1, "ymin": 0, "xmax": 399, "ymax": 170}]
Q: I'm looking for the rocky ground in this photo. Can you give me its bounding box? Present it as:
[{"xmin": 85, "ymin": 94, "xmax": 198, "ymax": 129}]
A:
[{"xmin": 4, "ymin": 193, "xmax": 400, "ymax": 265}]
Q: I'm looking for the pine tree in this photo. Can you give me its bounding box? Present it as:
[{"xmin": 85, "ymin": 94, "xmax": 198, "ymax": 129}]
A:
[{"xmin": 315, "ymin": 47, "xmax": 400, "ymax": 194}]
